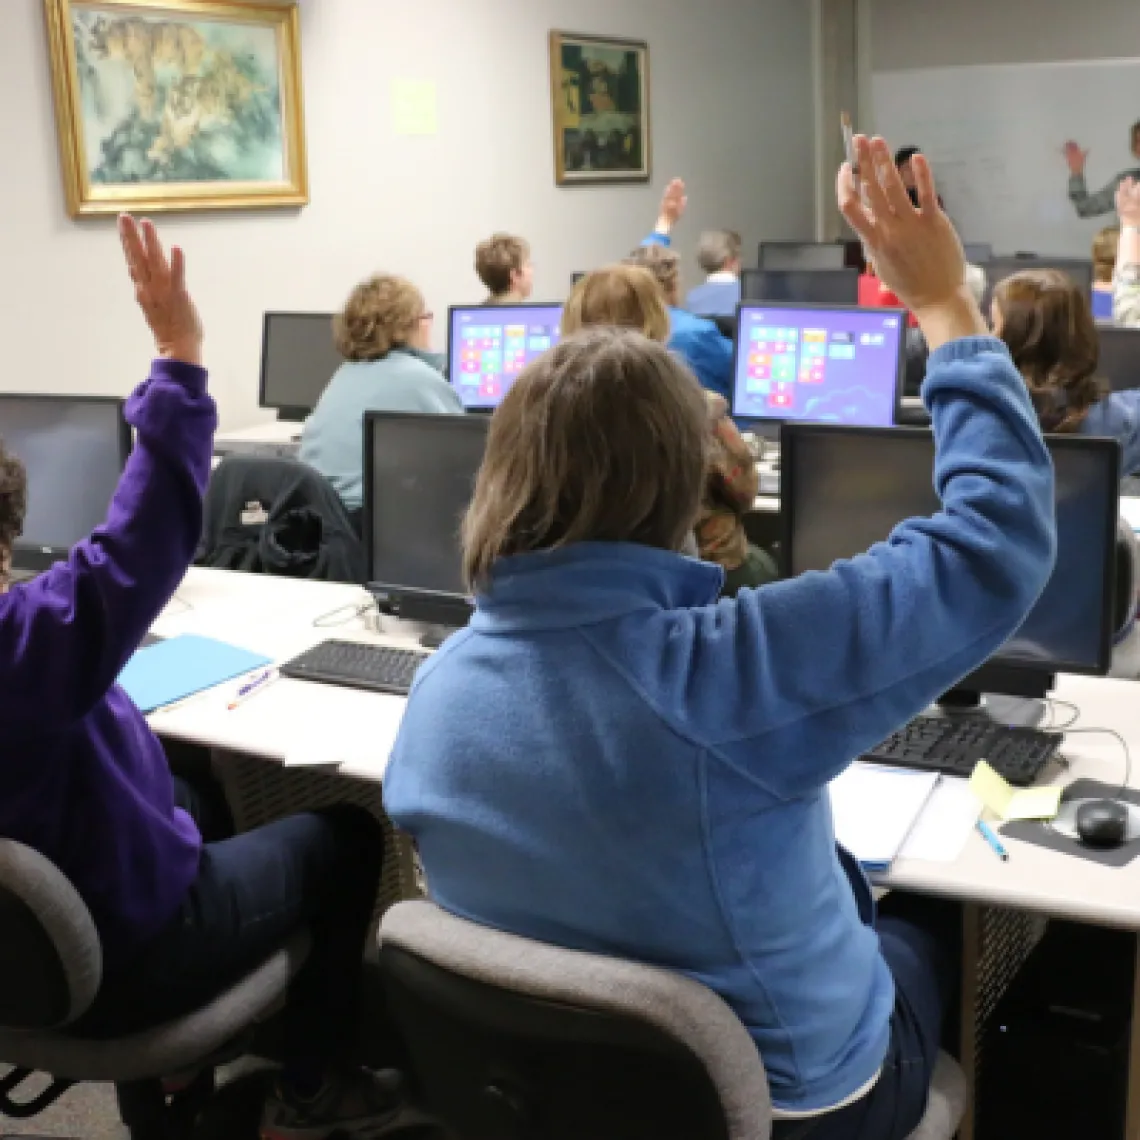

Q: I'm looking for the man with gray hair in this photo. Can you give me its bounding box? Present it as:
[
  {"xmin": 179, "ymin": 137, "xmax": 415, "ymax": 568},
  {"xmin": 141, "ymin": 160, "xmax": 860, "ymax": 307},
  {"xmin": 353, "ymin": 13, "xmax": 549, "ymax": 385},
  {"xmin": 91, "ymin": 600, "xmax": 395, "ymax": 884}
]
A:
[{"xmin": 685, "ymin": 229, "xmax": 743, "ymax": 316}]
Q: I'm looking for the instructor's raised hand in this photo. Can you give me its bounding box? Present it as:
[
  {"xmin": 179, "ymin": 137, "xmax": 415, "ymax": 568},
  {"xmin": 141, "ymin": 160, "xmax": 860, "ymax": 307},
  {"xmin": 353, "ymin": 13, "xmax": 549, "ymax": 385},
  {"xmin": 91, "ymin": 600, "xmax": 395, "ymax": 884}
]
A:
[
  {"xmin": 118, "ymin": 214, "xmax": 203, "ymax": 367},
  {"xmin": 1063, "ymin": 140, "xmax": 1089, "ymax": 177},
  {"xmin": 838, "ymin": 135, "xmax": 985, "ymax": 351}
]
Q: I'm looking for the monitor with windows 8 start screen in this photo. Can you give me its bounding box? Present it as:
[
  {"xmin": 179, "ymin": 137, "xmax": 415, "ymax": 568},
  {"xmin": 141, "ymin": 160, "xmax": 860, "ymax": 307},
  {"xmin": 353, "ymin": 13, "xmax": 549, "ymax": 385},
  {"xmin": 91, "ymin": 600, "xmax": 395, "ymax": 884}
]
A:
[
  {"xmin": 447, "ymin": 303, "xmax": 562, "ymax": 411},
  {"xmin": 731, "ymin": 302, "xmax": 905, "ymax": 428}
]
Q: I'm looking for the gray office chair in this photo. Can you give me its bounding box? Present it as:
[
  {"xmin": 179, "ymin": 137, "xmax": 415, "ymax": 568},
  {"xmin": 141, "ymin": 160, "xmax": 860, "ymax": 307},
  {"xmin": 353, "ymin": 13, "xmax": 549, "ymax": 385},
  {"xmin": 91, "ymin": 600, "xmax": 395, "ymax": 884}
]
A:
[
  {"xmin": 0, "ymin": 839, "xmax": 309, "ymax": 1139},
  {"xmin": 379, "ymin": 899, "xmax": 968, "ymax": 1140}
]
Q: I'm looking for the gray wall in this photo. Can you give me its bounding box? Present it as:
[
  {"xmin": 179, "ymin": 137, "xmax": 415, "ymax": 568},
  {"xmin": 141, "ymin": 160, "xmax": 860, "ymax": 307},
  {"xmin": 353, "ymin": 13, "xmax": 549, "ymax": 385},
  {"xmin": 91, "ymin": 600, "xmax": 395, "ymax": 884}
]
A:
[
  {"xmin": 872, "ymin": 0, "xmax": 1140, "ymax": 70},
  {"xmin": 2, "ymin": 0, "xmax": 814, "ymax": 427}
]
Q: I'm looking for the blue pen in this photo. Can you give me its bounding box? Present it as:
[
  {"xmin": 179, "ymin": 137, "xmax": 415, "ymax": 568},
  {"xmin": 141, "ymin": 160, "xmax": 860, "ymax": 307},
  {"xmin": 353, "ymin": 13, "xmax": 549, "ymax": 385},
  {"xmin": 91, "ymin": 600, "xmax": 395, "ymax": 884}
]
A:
[
  {"xmin": 227, "ymin": 668, "xmax": 275, "ymax": 710},
  {"xmin": 976, "ymin": 819, "xmax": 1009, "ymax": 862}
]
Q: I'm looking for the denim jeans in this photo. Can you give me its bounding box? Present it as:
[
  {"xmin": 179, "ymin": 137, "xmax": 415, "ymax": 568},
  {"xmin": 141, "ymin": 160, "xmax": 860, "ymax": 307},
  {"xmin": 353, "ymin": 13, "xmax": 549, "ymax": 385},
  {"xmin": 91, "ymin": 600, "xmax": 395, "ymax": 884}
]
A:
[
  {"xmin": 771, "ymin": 892, "xmax": 961, "ymax": 1140},
  {"xmin": 76, "ymin": 797, "xmax": 388, "ymax": 1073}
]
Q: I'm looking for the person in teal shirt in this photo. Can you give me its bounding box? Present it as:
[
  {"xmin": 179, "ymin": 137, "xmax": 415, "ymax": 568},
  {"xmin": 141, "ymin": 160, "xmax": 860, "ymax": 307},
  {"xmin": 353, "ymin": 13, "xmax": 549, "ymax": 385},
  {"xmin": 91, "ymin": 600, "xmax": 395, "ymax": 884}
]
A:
[
  {"xmin": 627, "ymin": 178, "xmax": 735, "ymax": 402},
  {"xmin": 300, "ymin": 274, "xmax": 462, "ymax": 514}
]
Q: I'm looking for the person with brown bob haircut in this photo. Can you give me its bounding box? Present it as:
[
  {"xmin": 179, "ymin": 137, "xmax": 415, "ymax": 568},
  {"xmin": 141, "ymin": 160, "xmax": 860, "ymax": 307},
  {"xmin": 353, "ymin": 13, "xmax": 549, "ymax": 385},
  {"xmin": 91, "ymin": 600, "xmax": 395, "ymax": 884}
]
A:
[
  {"xmin": 992, "ymin": 268, "xmax": 1140, "ymax": 474},
  {"xmin": 385, "ymin": 137, "xmax": 1057, "ymax": 1138},
  {"xmin": 474, "ymin": 233, "xmax": 534, "ymax": 304},
  {"xmin": 300, "ymin": 273, "xmax": 461, "ymax": 521},
  {"xmin": 562, "ymin": 264, "xmax": 776, "ymax": 594}
]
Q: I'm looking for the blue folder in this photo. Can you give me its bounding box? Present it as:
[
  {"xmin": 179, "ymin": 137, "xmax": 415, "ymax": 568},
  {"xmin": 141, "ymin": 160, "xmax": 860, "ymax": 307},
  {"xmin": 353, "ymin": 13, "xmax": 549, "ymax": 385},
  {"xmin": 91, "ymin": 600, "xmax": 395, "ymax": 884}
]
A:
[{"xmin": 117, "ymin": 634, "xmax": 272, "ymax": 713}]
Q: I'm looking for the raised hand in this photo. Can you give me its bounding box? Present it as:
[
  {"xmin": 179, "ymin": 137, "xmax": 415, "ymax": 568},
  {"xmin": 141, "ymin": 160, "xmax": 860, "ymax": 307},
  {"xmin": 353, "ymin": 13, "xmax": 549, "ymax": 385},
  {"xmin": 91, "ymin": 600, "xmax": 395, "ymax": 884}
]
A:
[
  {"xmin": 1117, "ymin": 177, "xmax": 1140, "ymax": 227},
  {"xmin": 118, "ymin": 214, "xmax": 202, "ymax": 366},
  {"xmin": 1063, "ymin": 140, "xmax": 1089, "ymax": 176},
  {"xmin": 657, "ymin": 178, "xmax": 688, "ymax": 230}
]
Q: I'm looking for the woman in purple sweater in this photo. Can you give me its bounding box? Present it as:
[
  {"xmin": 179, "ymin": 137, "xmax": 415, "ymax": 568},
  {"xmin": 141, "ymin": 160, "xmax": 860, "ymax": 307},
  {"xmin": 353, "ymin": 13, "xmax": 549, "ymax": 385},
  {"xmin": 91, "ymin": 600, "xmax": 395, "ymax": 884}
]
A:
[{"xmin": 0, "ymin": 218, "xmax": 403, "ymax": 1140}]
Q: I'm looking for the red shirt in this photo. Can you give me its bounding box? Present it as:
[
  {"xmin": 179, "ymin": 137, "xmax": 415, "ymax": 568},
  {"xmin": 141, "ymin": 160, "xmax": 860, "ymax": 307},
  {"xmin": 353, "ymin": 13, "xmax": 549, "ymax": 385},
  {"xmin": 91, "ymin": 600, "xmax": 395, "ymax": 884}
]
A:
[{"xmin": 858, "ymin": 273, "xmax": 919, "ymax": 327}]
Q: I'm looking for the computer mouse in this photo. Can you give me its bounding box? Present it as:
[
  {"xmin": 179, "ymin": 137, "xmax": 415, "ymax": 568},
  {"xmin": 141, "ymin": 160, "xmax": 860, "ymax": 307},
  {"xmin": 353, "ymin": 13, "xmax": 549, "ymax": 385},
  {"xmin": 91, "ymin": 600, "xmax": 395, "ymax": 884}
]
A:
[{"xmin": 1075, "ymin": 799, "xmax": 1129, "ymax": 850}]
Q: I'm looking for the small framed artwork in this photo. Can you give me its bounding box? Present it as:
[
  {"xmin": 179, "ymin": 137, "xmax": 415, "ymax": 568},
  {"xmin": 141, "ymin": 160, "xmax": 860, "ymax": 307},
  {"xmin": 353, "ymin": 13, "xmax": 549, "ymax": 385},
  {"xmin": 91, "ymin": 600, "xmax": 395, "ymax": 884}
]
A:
[
  {"xmin": 549, "ymin": 31, "xmax": 650, "ymax": 186},
  {"xmin": 43, "ymin": 0, "xmax": 308, "ymax": 216}
]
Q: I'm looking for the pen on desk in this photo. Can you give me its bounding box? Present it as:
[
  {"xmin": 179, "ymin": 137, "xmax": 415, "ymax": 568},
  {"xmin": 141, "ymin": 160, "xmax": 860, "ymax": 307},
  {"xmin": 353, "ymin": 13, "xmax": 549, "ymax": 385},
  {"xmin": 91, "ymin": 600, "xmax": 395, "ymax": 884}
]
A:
[
  {"xmin": 227, "ymin": 669, "xmax": 278, "ymax": 711},
  {"xmin": 976, "ymin": 818, "xmax": 1009, "ymax": 862}
]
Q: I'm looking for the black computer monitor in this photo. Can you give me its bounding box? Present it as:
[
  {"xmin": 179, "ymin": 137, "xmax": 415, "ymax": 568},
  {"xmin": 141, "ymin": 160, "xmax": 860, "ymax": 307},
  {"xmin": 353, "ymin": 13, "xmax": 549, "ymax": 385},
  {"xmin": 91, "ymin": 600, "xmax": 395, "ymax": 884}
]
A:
[
  {"xmin": 730, "ymin": 302, "xmax": 905, "ymax": 431},
  {"xmin": 1097, "ymin": 327, "xmax": 1140, "ymax": 392},
  {"xmin": 0, "ymin": 394, "xmax": 131, "ymax": 574},
  {"xmin": 781, "ymin": 425, "xmax": 1119, "ymax": 715},
  {"xmin": 962, "ymin": 242, "xmax": 993, "ymax": 264},
  {"xmin": 982, "ymin": 258, "xmax": 1094, "ymax": 315},
  {"xmin": 447, "ymin": 303, "xmax": 563, "ymax": 411},
  {"xmin": 758, "ymin": 242, "xmax": 847, "ymax": 271},
  {"xmin": 259, "ymin": 312, "xmax": 342, "ymax": 421},
  {"xmin": 363, "ymin": 411, "xmax": 489, "ymax": 639},
  {"xmin": 740, "ymin": 268, "xmax": 860, "ymax": 305}
]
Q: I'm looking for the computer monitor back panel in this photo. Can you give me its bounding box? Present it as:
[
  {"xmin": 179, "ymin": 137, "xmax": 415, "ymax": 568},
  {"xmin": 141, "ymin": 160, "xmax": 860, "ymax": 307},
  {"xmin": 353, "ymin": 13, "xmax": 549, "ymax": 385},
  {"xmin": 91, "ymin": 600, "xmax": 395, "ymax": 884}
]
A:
[
  {"xmin": 962, "ymin": 242, "xmax": 993, "ymax": 264},
  {"xmin": 448, "ymin": 304, "xmax": 563, "ymax": 411},
  {"xmin": 731, "ymin": 303, "xmax": 904, "ymax": 428},
  {"xmin": 259, "ymin": 312, "xmax": 341, "ymax": 418},
  {"xmin": 741, "ymin": 268, "xmax": 859, "ymax": 305},
  {"xmin": 1097, "ymin": 327, "xmax": 1140, "ymax": 392},
  {"xmin": 0, "ymin": 395, "xmax": 130, "ymax": 571},
  {"xmin": 363, "ymin": 412, "xmax": 490, "ymax": 596},
  {"xmin": 758, "ymin": 242, "xmax": 847, "ymax": 271},
  {"xmin": 982, "ymin": 258, "xmax": 1094, "ymax": 313},
  {"xmin": 782, "ymin": 427, "xmax": 1119, "ymax": 676}
]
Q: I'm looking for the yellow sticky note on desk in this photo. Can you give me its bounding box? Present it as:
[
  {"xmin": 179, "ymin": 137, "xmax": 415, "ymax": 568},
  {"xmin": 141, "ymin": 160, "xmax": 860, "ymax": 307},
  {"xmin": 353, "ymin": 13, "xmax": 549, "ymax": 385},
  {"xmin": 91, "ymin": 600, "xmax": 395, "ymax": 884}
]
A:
[{"xmin": 969, "ymin": 760, "xmax": 1061, "ymax": 822}]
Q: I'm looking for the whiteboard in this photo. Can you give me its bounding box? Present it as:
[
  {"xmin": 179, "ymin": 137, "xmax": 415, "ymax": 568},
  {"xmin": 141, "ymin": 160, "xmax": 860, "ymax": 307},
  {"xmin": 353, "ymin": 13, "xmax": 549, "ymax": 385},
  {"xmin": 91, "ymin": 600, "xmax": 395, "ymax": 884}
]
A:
[{"xmin": 872, "ymin": 59, "xmax": 1140, "ymax": 256}]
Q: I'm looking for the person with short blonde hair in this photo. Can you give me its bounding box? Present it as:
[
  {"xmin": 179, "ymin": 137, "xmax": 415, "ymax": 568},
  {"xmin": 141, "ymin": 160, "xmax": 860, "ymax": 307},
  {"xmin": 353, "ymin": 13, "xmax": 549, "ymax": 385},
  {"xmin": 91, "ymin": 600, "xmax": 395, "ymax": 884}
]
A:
[
  {"xmin": 384, "ymin": 138, "xmax": 1057, "ymax": 1139},
  {"xmin": 687, "ymin": 229, "xmax": 743, "ymax": 316},
  {"xmin": 474, "ymin": 233, "xmax": 534, "ymax": 304},
  {"xmin": 1092, "ymin": 225, "xmax": 1120, "ymax": 322},
  {"xmin": 300, "ymin": 273, "xmax": 462, "ymax": 516},
  {"xmin": 563, "ymin": 266, "xmax": 775, "ymax": 595}
]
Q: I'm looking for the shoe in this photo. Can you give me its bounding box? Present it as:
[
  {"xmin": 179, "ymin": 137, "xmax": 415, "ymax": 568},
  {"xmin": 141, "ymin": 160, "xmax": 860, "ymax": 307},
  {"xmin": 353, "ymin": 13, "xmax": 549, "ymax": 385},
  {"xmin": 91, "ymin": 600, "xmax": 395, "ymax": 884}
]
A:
[{"xmin": 260, "ymin": 1068, "xmax": 405, "ymax": 1140}]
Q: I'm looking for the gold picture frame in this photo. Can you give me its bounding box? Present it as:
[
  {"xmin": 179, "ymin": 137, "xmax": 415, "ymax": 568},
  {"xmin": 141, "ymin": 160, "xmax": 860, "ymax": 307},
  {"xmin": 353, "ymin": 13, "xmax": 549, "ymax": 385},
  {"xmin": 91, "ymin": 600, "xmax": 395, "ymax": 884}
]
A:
[
  {"xmin": 549, "ymin": 31, "xmax": 650, "ymax": 186},
  {"xmin": 43, "ymin": 0, "xmax": 308, "ymax": 216}
]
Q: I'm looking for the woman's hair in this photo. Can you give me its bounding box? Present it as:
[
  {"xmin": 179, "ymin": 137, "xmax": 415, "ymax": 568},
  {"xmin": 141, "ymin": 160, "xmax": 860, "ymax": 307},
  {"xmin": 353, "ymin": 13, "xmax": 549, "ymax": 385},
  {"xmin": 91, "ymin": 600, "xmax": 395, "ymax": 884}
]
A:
[
  {"xmin": 333, "ymin": 275, "xmax": 424, "ymax": 361},
  {"xmin": 993, "ymin": 269, "xmax": 1106, "ymax": 433},
  {"xmin": 623, "ymin": 244, "xmax": 681, "ymax": 306},
  {"xmin": 562, "ymin": 265, "xmax": 670, "ymax": 343},
  {"xmin": 475, "ymin": 233, "xmax": 530, "ymax": 296},
  {"xmin": 1092, "ymin": 226, "xmax": 1120, "ymax": 284},
  {"xmin": 461, "ymin": 327, "xmax": 708, "ymax": 591},
  {"xmin": 0, "ymin": 443, "xmax": 27, "ymax": 576}
]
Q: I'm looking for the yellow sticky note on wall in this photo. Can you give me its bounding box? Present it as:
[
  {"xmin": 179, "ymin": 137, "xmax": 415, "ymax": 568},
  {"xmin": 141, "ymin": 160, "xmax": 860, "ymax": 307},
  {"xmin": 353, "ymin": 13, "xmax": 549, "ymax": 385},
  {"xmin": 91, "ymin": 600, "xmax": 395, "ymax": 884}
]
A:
[
  {"xmin": 391, "ymin": 80, "xmax": 438, "ymax": 136},
  {"xmin": 969, "ymin": 760, "xmax": 1061, "ymax": 822}
]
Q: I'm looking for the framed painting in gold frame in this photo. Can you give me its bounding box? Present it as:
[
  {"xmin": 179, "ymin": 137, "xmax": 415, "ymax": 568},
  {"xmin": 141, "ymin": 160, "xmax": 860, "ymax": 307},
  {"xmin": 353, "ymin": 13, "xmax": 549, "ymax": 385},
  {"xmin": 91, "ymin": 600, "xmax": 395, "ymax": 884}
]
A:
[
  {"xmin": 549, "ymin": 30, "xmax": 650, "ymax": 186},
  {"xmin": 43, "ymin": 0, "xmax": 308, "ymax": 216}
]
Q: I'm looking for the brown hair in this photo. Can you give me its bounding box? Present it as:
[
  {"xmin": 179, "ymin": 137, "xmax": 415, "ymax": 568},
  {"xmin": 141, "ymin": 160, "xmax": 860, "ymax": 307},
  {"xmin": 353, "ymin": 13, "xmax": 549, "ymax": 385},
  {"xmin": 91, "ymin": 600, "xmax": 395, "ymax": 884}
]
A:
[
  {"xmin": 475, "ymin": 233, "xmax": 530, "ymax": 297},
  {"xmin": 0, "ymin": 443, "xmax": 27, "ymax": 582},
  {"xmin": 562, "ymin": 265, "xmax": 671, "ymax": 343},
  {"xmin": 993, "ymin": 269, "xmax": 1106, "ymax": 433},
  {"xmin": 333, "ymin": 275, "xmax": 424, "ymax": 361},
  {"xmin": 461, "ymin": 327, "xmax": 708, "ymax": 590},
  {"xmin": 623, "ymin": 244, "xmax": 681, "ymax": 306},
  {"xmin": 1092, "ymin": 226, "xmax": 1120, "ymax": 284}
]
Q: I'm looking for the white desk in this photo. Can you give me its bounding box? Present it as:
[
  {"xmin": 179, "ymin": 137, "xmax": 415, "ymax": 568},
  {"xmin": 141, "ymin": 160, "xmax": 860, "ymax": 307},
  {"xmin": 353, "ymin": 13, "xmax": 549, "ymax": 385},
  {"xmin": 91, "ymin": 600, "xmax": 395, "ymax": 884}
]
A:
[{"xmin": 213, "ymin": 420, "xmax": 304, "ymax": 459}]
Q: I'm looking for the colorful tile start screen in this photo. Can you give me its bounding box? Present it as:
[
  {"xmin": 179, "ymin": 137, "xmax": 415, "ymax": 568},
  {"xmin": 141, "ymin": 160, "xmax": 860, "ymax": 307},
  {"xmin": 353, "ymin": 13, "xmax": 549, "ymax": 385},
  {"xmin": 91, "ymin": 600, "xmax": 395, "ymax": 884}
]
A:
[
  {"xmin": 449, "ymin": 306, "xmax": 563, "ymax": 409},
  {"xmin": 732, "ymin": 306, "xmax": 903, "ymax": 425}
]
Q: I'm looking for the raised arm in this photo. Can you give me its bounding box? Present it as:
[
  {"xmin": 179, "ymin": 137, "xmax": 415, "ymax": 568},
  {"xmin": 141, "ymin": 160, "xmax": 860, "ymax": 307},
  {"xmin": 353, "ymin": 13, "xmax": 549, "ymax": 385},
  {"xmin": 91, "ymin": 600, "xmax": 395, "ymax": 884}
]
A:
[
  {"xmin": 1115, "ymin": 178, "xmax": 1140, "ymax": 327},
  {"xmin": 614, "ymin": 139, "xmax": 1055, "ymax": 796},
  {"xmin": 0, "ymin": 217, "xmax": 215, "ymax": 728},
  {"xmin": 1065, "ymin": 143, "xmax": 1120, "ymax": 218},
  {"xmin": 642, "ymin": 178, "xmax": 687, "ymax": 248}
]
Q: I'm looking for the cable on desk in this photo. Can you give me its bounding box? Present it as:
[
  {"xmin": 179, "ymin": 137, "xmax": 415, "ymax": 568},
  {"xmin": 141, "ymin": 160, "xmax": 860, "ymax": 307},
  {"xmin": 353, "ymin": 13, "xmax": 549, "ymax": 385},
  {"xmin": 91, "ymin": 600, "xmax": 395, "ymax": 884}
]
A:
[
  {"xmin": 313, "ymin": 600, "xmax": 376, "ymax": 629},
  {"xmin": 1062, "ymin": 726, "xmax": 1133, "ymax": 800},
  {"xmin": 1043, "ymin": 698, "xmax": 1081, "ymax": 732}
]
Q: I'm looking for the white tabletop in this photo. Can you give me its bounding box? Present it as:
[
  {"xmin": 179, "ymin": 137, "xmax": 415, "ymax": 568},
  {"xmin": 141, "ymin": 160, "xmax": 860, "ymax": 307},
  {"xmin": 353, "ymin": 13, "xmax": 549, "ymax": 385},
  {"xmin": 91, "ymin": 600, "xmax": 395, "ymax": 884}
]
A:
[{"xmin": 214, "ymin": 420, "xmax": 305, "ymax": 446}]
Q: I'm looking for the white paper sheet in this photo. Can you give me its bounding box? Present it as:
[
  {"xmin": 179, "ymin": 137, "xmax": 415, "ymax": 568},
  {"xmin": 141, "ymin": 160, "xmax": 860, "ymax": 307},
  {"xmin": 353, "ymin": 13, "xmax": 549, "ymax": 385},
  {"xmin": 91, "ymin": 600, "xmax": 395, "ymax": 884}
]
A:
[
  {"xmin": 829, "ymin": 765, "xmax": 941, "ymax": 869},
  {"xmin": 898, "ymin": 777, "xmax": 981, "ymax": 863}
]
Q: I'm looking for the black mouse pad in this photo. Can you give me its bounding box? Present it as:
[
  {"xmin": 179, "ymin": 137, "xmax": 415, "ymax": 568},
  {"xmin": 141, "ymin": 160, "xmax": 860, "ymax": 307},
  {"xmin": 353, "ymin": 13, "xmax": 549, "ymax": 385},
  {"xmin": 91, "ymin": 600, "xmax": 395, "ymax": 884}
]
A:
[{"xmin": 1002, "ymin": 779, "xmax": 1140, "ymax": 868}]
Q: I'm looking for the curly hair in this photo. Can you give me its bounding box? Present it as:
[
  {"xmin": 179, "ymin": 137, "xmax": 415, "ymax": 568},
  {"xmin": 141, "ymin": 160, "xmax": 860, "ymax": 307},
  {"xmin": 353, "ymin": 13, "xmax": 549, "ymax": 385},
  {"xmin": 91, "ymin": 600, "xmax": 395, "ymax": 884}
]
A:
[
  {"xmin": 333, "ymin": 275, "xmax": 425, "ymax": 361},
  {"xmin": 0, "ymin": 442, "xmax": 27, "ymax": 576},
  {"xmin": 1092, "ymin": 226, "xmax": 1120, "ymax": 285},
  {"xmin": 623, "ymin": 244, "xmax": 681, "ymax": 306},
  {"xmin": 474, "ymin": 234, "xmax": 530, "ymax": 297},
  {"xmin": 562, "ymin": 265, "xmax": 671, "ymax": 344},
  {"xmin": 993, "ymin": 269, "xmax": 1106, "ymax": 433}
]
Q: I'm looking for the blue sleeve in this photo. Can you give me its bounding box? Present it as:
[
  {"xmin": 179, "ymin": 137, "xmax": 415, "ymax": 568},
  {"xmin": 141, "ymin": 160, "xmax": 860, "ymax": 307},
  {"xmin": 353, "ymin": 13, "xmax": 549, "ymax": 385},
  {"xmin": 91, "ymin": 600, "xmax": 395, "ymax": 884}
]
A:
[
  {"xmin": 612, "ymin": 337, "xmax": 1056, "ymax": 799},
  {"xmin": 683, "ymin": 324, "xmax": 734, "ymax": 401},
  {"xmin": 0, "ymin": 360, "xmax": 216, "ymax": 728},
  {"xmin": 642, "ymin": 232, "xmax": 671, "ymax": 248},
  {"xmin": 1105, "ymin": 391, "xmax": 1140, "ymax": 475}
]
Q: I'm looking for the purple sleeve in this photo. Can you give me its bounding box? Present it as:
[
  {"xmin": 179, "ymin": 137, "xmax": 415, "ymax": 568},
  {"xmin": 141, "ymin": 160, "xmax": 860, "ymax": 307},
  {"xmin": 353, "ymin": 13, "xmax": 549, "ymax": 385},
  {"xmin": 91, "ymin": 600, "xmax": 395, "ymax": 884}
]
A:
[{"xmin": 0, "ymin": 359, "xmax": 216, "ymax": 728}]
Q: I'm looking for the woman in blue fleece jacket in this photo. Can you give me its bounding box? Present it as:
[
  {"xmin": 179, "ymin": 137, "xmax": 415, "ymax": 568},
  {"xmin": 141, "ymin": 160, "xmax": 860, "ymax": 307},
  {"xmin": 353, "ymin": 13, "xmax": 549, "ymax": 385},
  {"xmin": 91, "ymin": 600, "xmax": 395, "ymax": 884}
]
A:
[
  {"xmin": 0, "ymin": 218, "xmax": 405, "ymax": 1139},
  {"xmin": 384, "ymin": 139, "xmax": 1056, "ymax": 1138}
]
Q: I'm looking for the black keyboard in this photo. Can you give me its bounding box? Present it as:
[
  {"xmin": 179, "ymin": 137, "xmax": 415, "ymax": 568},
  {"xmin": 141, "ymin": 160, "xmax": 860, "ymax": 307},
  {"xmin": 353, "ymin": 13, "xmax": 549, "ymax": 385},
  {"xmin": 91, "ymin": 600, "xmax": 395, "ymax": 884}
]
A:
[
  {"xmin": 861, "ymin": 716, "xmax": 1062, "ymax": 786},
  {"xmin": 279, "ymin": 640, "xmax": 430, "ymax": 696}
]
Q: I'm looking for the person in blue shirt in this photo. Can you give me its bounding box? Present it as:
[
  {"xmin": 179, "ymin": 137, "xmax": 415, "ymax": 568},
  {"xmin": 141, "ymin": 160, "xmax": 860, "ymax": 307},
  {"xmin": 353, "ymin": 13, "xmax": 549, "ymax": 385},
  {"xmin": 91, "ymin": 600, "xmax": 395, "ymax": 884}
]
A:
[
  {"xmin": 992, "ymin": 268, "xmax": 1140, "ymax": 476},
  {"xmin": 685, "ymin": 229, "xmax": 743, "ymax": 316},
  {"xmin": 384, "ymin": 138, "xmax": 1056, "ymax": 1139},
  {"xmin": 629, "ymin": 178, "xmax": 735, "ymax": 401}
]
